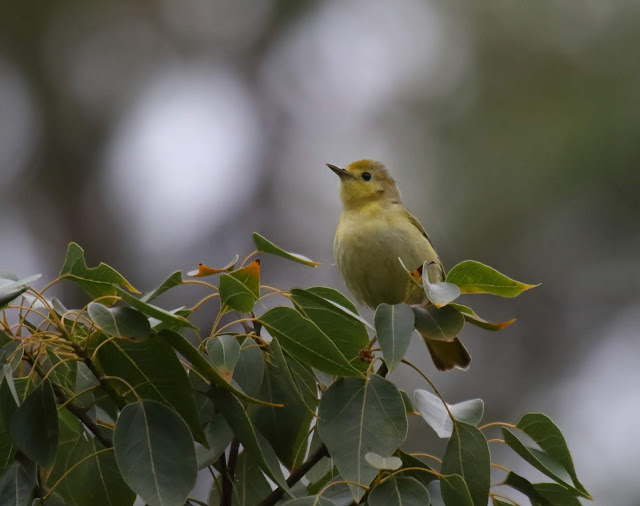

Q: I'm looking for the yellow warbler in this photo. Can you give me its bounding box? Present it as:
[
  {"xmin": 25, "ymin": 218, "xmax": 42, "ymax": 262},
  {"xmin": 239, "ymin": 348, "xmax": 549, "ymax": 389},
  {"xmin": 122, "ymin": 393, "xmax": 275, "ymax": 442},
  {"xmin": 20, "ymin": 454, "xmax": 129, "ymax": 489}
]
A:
[{"xmin": 328, "ymin": 159, "xmax": 470, "ymax": 371}]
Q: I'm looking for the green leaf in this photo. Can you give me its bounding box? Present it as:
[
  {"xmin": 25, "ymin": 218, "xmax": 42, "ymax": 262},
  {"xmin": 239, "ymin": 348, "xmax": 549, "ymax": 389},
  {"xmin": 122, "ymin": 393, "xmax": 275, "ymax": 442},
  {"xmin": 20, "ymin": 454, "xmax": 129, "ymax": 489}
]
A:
[
  {"xmin": 60, "ymin": 243, "xmax": 138, "ymax": 299},
  {"xmin": 93, "ymin": 332, "xmax": 206, "ymax": 445},
  {"xmin": 140, "ymin": 271, "xmax": 183, "ymax": 303},
  {"xmin": 369, "ymin": 477, "xmax": 430, "ymax": 506},
  {"xmin": 219, "ymin": 261, "xmax": 260, "ymax": 313},
  {"xmin": 364, "ymin": 452, "xmax": 402, "ymax": 470},
  {"xmin": 0, "ymin": 341, "xmax": 23, "ymax": 384},
  {"xmin": 252, "ymin": 232, "xmax": 320, "ymax": 267},
  {"xmin": 209, "ymin": 451, "xmax": 273, "ymax": 506},
  {"xmin": 291, "ymin": 288, "xmax": 370, "ymax": 369},
  {"xmin": 502, "ymin": 429, "xmax": 589, "ymax": 499},
  {"xmin": 209, "ymin": 387, "xmax": 291, "ymax": 496},
  {"xmin": 206, "ymin": 334, "xmax": 241, "ymax": 384},
  {"xmin": 374, "ymin": 303, "xmax": 414, "ymax": 372},
  {"xmin": 397, "ymin": 452, "xmax": 438, "ymax": 487},
  {"xmin": 445, "ymin": 261, "xmax": 537, "ymax": 297},
  {"xmin": 413, "ymin": 390, "xmax": 484, "ymax": 438},
  {"xmin": 441, "ymin": 422, "xmax": 490, "ymax": 506},
  {"xmin": 65, "ymin": 431, "xmax": 135, "ymax": 506},
  {"xmin": 439, "ymin": 474, "xmax": 473, "ymax": 506},
  {"xmin": 412, "ymin": 305, "xmax": 465, "ymax": 341},
  {"xmin": 157, "ymin": 330, "xmax": 270, "ymax": 406},
  {"xmin": 233, "ymin": 338, "xmax": 264, "ymax": 398},
  {"xmin": 533, "ymin": 482, "xmax": 582, "ymax": 506},
  {"xmin": 0, "ymin": 378, "xmax": 34, "ymax": 463},
  {"xmin": 116, "ymin": 289, "xmax": 195, "ymax": 329},
  {"xmin": 305, "ymin": 286, "xmax": 360, "ymax": 315},
  {"xmin": 422, "ymin": 262, "xmax": 461, "ymax": 308},
  {"xmin": 87, "ymin": 303, "xmax": 151, "ymax": 340},
  {"xmin": 45, "ymin": 348, "xmax": 77, "ymax": 398},
  {"xmin": 250, "ymin": 340, "xmax": 315, "ymax": 469},
  {"xmin": 10, "ymin": 379, "xmax": 58, "ymax": 467},
  {"xmin": 516, "ymin": 413, "xmax": 590, "ymax": 499},
  {"xmin": 196, "ymin": 416, "xmax": 234, "ymax": 469},
  {"xmin": 32, "ymin": 492, "xmax": 67, "ymax": 506},
  {"xmin": 281, "ymin": 497, "xmax": 336, "ymax": 506},
  {"xmin": 449, "ymin": 304, "xmax": 517, "ymax": 331},
  {"xmin": 114, "ymin": 400, "xmax": 197, "ymax": 506},
  {"xmin": 0, "ymin": 459, "xmax": 36, "ymax": 506},
  {"xmin": 503, "ymin": 472, "xmax": 550, "ymax": 505},
  {"xmin": 259, "ymin": 307, "xmax": 362, "ymax": 377},
  {"xmin": 318, "ymin": 375, "xmax": 408, "ymax": 502},
  {"xmin": 0, "ymin": 274, "xmax": 41, "ymax": 311}
]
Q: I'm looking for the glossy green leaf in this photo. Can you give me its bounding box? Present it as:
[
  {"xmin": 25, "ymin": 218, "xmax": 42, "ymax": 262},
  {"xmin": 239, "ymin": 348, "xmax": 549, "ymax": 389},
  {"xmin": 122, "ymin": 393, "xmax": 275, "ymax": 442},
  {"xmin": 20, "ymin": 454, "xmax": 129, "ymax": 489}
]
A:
[
  {"xmin": 234, "ymin": 338, "xmax": 264, "ymax": 398},
  {"xmin": 60, "ymin": 243, "xmax": 138, "ymax": 300},
  {"xmin": 422, "ymin": 262, "xmax": 461, "ymax": 308},
  {"xmin": 503, "ymin": 472, "xmax": 550, "ymax": 505},
  {"xmin": 10, "ymin": 379, "xmax": 58, "ymax": 467},
  {"xmin": 375, "ymin": 303, "xmax": 414, "ymax": 372},
  {"xmin": 209, "ymin": 386, "xmax": 291, "ymax": 495},
  {"xmin": 158, "ymin": 330, "xmax": 270, "ymax": 406},
  {"xmin": 414, "ymin": 390, "xmax": 484, "ymax": 438},
  {"xmin": 0, "ymin": 274, "xmax": 41, "ymax": 311},
  {"xmin": 449, "ymin": 304, "xmax": 517, "ymax": 331},
  {"xmin": 0, "ymin": 341, "xmax": 23, "ymax": 384},
  {"xmin": 93, "ymin": 332, "xmax": 206, "ymax": 445},
  {"xmin": 250, "ymin": 340, "xmax": 315, "ymax": 469},
  {"xmin": 364, "ymin": 452, "xmax": 402, "ymax": 470},
  {"xmin": 281, "ymin": 497, "xmax": 336, "ymax": 506},
  {"xmin": 140, "ymin": 271, "xmax": 183, "ymax": 303},
  {"xmin": 206, "ymin": 335, "xmax": 241, "ymax": 384},
  {"xmin": 87, "ymin": 303, "xmax": 150, "ymax": 340},
  {"xmin": 116, "ymin": 289, "xmax": 195, "ymax": 329},
  {"xmin": 253, "ymin": 232, "xmax": 320, "ymax": 267},
  {"xmin": 446, "ymin": 260, "xmax": 538, "ymax": 297},
  {"xmin": 219, "ymin": 261, "xmax": 260, "ymax": 313},
  {"xmin": 516, "ymin": 413, "xmax": 590, "ymax": 499},
  {"xmin": 260, "ymin": 307, "xmax": 362, "ymax": 377},
  {"xmin": 441, "ymin": 422, "xmax": 490, "ymax": 506},
  {"xmin": 533, "ymin": 482, "xmax": 582, "ymax": 506},
  {"xmin": 398, "ymin": 452, "xmax": 438, "ymax": 487},
  {"xmin": 439, "ymin": 474, "xmax": 473, "ymax": 506},
  {"xmin": 412, "ymin": 305, "xmax": 465, "ymax": 341},
  {"xmin": 369, "ymin": 476, "xmax": 430, "ymax": 506},
  {"xmin": 291, "ymin": 288, "xmax": 370, "ymax": 369},
  {"xmin": 114, "ymin": 400, "xmax": 197, "ymax": 506},
  {"xmin": 502, "ymin": 429, "xmax": 588, "ymax": 498},
  {"xmin": 0, "ymin": 459, "xmax": 36, "ymax": 506},
  {"xmin": 65, "ymin": 431, "xmax": 135, "ymax": 506},
  {"xmin": 317, "ymin": 375, "xmax": 408, "ymax": 502}
]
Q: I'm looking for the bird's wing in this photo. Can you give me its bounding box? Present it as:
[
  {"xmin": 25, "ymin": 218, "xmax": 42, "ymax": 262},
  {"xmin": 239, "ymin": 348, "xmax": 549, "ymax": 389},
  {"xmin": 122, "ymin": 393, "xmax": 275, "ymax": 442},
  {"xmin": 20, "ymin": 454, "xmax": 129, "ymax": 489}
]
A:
[{"xmin": 404, "ymin": 208, "xmax": 446, "ymax": 281}]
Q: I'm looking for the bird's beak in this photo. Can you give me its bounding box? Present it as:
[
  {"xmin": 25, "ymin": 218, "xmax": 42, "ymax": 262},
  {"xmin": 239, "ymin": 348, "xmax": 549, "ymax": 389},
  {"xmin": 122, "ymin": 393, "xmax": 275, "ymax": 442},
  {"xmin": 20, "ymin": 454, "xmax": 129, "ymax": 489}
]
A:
[{"xmin": 327, "ymin": 163, "xmax": 354, "ymax": 180}]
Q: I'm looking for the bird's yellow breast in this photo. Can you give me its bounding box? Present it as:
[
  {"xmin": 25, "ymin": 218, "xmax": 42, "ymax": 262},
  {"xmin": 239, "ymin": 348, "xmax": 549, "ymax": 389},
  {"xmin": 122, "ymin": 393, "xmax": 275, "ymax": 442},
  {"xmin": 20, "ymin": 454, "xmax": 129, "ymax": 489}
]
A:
[{"xmin": 333, "ymin": 203, "xmax": 440, "ymax": 309}]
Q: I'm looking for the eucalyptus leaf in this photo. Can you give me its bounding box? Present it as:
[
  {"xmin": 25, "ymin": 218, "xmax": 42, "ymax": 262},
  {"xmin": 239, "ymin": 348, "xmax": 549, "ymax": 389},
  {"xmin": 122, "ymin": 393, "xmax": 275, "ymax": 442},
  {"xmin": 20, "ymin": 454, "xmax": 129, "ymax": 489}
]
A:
[
  {"xmin": 441, "ymin": 422, "xmax": 490, "ymax": 506},
  {"xmin": 412, "ymin": 305, "xmax": 464, "ymax": 341},
  {"xmin": 259, "ymin": 307, "xmax": 362, "ymax": 377},
  {"xmin": 140, "ymin": 271, "xmax": 183, "ymax": 303},
  {"xmin": 422, "ymin": 261, "xmax": 461, "ymax": 307},
  {"xmin": 414, "ymin": 390, "xmax": 484, "ymax": 438},
  {"xmin": 0, "ymin": 459, "xmax": 36, "ymax": 506},
  {"xmin": 87, "ymin": 303, "xmax": 151, "ymax": 340},
  {"xmin": 0, "ymin": 274, "xmax": 42, "ymax": 311},
  {"xmin": 446, "ymin": 260, "xmax": 537, "ymax": 297},
  {"xmin": 317, "ymin": 375, "xmax": 407, "ymax": 502},
  {"xmin": 60, "ymin": 242, "xmax": 138, "ymax": 300},
  {"xmin": 114, "ymin": 400, "xmax": 197, "ymax": 506},
  {"xmin": 10, "ymin": 379, "xmax": 58, "ymax": 467},
  {"xmin": 374, "ymin": 303, "xmax": 414, "ymax": 372},
  {"xmin": 364, "ymin": 452, "xmax": 402, "ymax": 470},
  {"xmin": 439, "ymin": 474, "xmax": 473, "ymax": 506},
  {"xmin": 253, "ymin": 232, "xmax": 320, "ymax": 267},
  {"xmin": 449, "ymin": 303, "xmax": 517, "ymax": 331},
  {"xmin": 369, "ymin": 476, "xmax": 430, "ymax": 506},
  {"xmin": 206, "ymin": 334, "xmax": 241, "ymax": 383},
  {"xmin": 219, "ymin": 261, "xmax": 260, "ymax": 313},
  {"xmin": 116, "ymin": 289, "xmax": 195, "ymax": 329}
]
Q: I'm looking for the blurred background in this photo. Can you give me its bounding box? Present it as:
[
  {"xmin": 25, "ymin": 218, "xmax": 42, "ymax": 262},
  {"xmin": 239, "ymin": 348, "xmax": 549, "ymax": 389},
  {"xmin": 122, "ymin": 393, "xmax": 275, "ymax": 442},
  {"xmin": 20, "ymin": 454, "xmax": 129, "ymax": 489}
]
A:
[{"xmin": 1, "ymin": 0, "xmax": 638, "ymax": 504}]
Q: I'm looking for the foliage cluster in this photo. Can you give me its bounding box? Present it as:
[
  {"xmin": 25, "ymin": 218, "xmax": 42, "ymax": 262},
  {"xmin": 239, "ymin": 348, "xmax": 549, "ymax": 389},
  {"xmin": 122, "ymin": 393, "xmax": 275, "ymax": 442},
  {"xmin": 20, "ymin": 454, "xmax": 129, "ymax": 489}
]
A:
[{"xmin": 0, "ymin": 233, "xmax": 590, "ymax": 506}]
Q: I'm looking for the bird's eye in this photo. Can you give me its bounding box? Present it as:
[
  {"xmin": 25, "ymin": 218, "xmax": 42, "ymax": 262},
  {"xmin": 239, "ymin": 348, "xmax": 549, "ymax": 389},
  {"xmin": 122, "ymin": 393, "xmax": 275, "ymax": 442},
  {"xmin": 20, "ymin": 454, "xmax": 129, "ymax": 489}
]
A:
[{"xmin": 361, "ymin": 172, "xmax": 372, "ymax": 181}]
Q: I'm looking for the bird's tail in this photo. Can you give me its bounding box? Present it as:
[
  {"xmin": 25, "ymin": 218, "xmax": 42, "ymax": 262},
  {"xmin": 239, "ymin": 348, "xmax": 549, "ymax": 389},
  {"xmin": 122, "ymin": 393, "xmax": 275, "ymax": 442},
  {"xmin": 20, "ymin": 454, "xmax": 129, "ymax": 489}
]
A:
[{"xmin": 424, "ymin": 337, "xmax": 471, "ymax": 371}]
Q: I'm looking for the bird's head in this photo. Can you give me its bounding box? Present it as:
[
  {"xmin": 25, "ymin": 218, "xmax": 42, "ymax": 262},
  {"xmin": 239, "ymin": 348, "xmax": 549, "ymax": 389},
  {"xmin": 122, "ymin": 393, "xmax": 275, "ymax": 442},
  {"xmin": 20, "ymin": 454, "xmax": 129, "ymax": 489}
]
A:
[{"xmin": 327, "ymin": 159, "xmax": 400, "ymax": 210}]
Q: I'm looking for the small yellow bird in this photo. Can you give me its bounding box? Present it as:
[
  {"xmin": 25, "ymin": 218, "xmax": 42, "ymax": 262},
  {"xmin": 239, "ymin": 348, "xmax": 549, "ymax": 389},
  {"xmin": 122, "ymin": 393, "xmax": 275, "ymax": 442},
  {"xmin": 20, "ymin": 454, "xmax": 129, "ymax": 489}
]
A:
[{"xmin": 328, "ymin": 159, "xmax": 470, "ymax": 371}]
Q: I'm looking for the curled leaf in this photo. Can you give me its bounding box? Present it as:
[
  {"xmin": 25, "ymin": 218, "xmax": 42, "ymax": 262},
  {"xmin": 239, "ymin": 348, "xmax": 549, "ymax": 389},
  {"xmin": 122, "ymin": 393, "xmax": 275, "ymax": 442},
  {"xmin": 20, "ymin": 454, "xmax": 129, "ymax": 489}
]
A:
[{"xmin": 187, "ymin": 254, "xmax": 239, "ymax": 277}]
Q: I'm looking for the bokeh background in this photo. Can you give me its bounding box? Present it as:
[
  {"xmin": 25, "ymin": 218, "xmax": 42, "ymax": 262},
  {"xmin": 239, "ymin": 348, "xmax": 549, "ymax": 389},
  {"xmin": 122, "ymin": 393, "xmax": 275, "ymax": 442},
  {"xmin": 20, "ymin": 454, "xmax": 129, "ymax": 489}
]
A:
[{"xmin": 1, "ymin": 1, "xmax": 638, "ymax": 504}]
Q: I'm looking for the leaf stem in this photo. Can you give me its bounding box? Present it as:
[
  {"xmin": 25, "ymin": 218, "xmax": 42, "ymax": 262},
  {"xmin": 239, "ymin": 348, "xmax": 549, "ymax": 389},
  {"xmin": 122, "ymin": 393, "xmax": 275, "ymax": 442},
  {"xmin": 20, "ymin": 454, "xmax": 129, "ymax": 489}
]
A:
[{"xmin": 401, "ymin": 358, "xmax": 454, "ymax": 421}]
